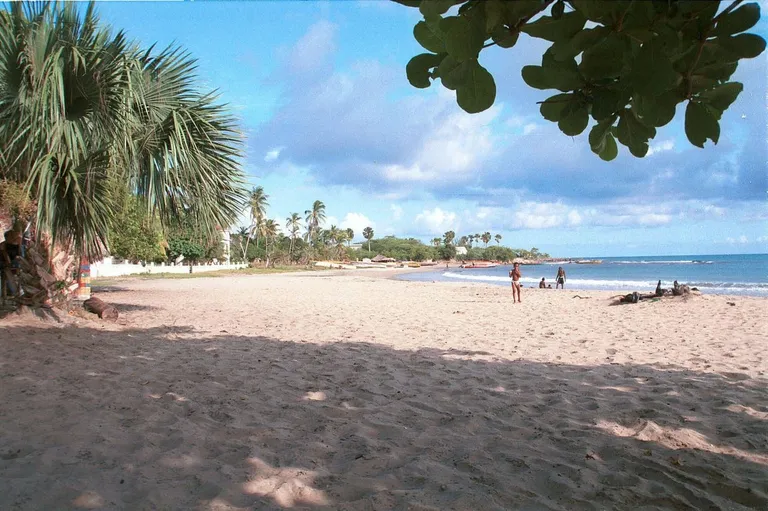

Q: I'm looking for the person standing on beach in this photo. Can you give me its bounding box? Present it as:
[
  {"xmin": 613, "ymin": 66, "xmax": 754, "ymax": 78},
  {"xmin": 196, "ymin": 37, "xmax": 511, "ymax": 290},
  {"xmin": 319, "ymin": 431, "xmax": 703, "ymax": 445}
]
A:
[
  {"xmin": 555, "ymin": 266, "xmax": 566, "ymax": 289},
  {"xmin": 510, "ymin": 262, "xmax": 522, "ymax": 303}
]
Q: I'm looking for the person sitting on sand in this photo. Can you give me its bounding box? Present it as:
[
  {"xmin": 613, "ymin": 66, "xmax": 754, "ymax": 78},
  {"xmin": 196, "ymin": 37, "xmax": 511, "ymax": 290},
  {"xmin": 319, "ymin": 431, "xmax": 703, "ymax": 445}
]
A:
[
  {"xmin": 555, "ymin": 266, "xmax": 566, "ymax": 289},
  {"xmin": 539, "ymin": 277, "xmax": 546, "ymax": 288},
  {"xmin": 509, "ymin": 262, "xmax": 522, "ymax": 303},
  {"xmin": 547, "ymin": 284, "xmax": 552, "ymax": 288}
]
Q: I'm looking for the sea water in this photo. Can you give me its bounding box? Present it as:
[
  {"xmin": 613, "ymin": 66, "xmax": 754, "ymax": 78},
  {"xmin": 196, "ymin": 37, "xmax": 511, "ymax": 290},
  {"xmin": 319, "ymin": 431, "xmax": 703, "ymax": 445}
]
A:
[{"xmin": 397, "ymin": 254, "xmax": 768, "ymax": 297}]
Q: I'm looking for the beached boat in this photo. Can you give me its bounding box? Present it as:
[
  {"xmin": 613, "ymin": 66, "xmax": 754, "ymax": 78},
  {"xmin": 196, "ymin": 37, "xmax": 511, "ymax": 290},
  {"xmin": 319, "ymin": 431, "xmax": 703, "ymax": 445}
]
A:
[
  {"xmin": 407, "ymin": 262, "xmax": 421, "ymax": 268},
  {"xmin": 574, "ymin": 259, "xmax": 603, "ymax": 264}
]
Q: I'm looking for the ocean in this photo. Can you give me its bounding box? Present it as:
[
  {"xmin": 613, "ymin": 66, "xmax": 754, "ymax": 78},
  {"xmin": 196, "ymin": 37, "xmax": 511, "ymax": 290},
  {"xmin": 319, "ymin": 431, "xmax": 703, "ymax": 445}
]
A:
[{"xmin": 397, "ymin": 254, "xmax": 768, "ymax": 297}]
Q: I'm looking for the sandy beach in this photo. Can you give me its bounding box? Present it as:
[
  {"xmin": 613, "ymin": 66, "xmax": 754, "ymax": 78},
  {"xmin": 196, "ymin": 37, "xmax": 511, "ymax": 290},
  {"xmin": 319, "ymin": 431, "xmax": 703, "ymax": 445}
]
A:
[{"xmin": 1, "ymin": 272, "xmax": 767, "ymax": 510}]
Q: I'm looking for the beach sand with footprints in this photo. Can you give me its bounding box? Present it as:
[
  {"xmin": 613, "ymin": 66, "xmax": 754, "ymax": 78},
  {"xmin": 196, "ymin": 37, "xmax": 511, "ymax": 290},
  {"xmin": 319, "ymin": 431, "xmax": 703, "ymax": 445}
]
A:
[{"xmin": 1, "ymin": 272, "xmax": 767, "ymax": 510}]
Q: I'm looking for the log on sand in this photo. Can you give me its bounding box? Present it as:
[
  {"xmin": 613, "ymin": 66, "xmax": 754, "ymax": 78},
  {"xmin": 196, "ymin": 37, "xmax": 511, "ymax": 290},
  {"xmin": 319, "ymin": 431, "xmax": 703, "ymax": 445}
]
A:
[{"xmin": 83, "ymin": 297, "xmax": 119, "ymax": 321}]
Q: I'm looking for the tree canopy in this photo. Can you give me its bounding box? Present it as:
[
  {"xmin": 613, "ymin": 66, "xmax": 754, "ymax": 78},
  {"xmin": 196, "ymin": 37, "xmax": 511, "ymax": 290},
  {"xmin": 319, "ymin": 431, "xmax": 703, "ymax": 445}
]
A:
[
  {"xmin": 0, "ymin": 2, "xmax": 246, "ymax": 258},
  {"xmin": 397, "ymin": 0, "xmax": 765, "ymax": 160}
]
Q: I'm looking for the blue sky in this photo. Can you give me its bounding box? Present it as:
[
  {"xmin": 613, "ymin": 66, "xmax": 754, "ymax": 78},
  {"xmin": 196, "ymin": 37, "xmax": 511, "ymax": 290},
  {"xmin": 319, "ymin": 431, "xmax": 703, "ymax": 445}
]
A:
[{"xmin": 96, "ymin": 0, "xmax": 767, "ymax": 257}]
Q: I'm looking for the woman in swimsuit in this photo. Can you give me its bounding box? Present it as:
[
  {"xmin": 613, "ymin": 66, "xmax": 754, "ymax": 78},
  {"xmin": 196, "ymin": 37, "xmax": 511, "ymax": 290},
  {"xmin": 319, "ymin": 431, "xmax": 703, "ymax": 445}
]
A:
[{"xmin": 509, "ymin": 262, "xmax": 522, "ymax": 303}]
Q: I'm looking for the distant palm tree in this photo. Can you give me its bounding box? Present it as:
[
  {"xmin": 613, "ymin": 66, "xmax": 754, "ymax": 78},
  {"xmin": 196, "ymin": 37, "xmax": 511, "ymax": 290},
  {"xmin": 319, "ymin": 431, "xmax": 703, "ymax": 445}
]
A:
[
  {"xmin": 335, "ymin": 231, "xmax": 348, "ymax": 259},
  {"xmin": 443, "ymin": 230, "xmax": 455, "ymax": 246},
  {"xmin": 458, "ymin": 236, "xmax": 468, "ymax": 247},
  {"xmin": 482, "ymin": 232, "xmax": 491, "ymax": 247},
  {"xmin": 495, "ymin": 234, "xmax": 502, "ymax": 245},
  {"xmin": 346, "ymin": 228, "xmax": 354, "ymax": 246},
  {"xmin": 261, "ymin": 219, "xmax": 278, "ymax": 265},
  {"xmin": 328, "ymin": 225, "xmax": 340, "ymax": 245},
  {"xmin": 245, "ymin": 186, "xmax": 269, "ymax": 259},
  {"xmin": 286, "ymin": 213, "xmax": 302, "ymax": 260},
  {"xmin": 363, "ymin": 226, "xmax": 374, "ymax": 252},
  {"xmin": 431, "ymin": 237, "xmax": 441, "ymax": 247},
  {"xmin": 304, "ymin": 200, "xmax": 326, "ymax": 244}
]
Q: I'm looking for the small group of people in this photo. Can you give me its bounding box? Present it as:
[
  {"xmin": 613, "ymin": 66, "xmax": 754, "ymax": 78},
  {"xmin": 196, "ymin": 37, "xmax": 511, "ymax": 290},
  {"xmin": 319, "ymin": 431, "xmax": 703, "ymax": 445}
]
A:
[
  {"xmin": 509, "ymin": 264, "xmax": 568, "ymax": 303},
  {"xmin": 540, "ymin": 266, "xmax": 567, "ymax": 289}
]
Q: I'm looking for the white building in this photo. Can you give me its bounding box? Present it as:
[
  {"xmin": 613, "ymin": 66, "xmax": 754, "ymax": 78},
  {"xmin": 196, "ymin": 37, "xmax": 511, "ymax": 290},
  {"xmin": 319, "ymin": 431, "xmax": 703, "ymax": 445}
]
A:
[{"xmin": 456, "ymin": 246, "xmax": 468, "ymax": 256}]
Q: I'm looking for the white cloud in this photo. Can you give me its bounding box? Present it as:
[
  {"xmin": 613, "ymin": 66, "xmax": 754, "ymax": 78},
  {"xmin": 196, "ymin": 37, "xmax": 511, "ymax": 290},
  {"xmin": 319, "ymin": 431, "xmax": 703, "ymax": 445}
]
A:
[
  {"xmin": 382, "ymin": 106, "xmax": 502, "ymax": 184},
  {"xmin": 287, "ymin": 20, "xmax": 337, "ymax": 75},
  {"xmin": 390, "ymin": 204, "xmax": 403, "ymax": 220},
  {"xmin": 324, "ymin": 215, "xmax": 338, "ymax": 228},
  {"xmin": 264, "ymin": 147, "xmax": 284, "ymax": 162},
  {"xmin": 339, "ymin": 213, "xmax": 374, "ymax": 239},
  {"xmin": 647, "ymin": 139, "xmax": 675, "ymax": 157},
  {"xmin": 567, "ymin": 210, "xmax": 582, "ymax": 226},
  {"xmin": 523, "ymin": 123, "xmax": 540, "ymax": 135},
  {"xmin": 414, "ymin": 207, "xmax": 457, "ymax": 234},
  {"xmin": 726, "ymin": 235, "xmax": 751, "ymax": 244},
  {"xmin": 636, "ymin": 213, "xmax": 672, "ymax": 226}
]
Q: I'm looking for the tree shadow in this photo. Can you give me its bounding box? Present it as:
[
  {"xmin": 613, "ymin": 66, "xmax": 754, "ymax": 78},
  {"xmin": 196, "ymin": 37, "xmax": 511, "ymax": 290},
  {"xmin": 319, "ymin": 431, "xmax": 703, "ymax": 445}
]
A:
[{"xmin": 0, "ymin": 325, "xmax": 766, "ymax": 510}]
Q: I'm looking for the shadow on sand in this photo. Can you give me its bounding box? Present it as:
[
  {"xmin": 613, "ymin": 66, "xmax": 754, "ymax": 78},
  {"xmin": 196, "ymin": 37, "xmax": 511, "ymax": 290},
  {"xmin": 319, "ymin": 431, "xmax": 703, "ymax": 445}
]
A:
[{"xmin": 0, "ymin": 325, "xmax": 766, "ymax": 510}]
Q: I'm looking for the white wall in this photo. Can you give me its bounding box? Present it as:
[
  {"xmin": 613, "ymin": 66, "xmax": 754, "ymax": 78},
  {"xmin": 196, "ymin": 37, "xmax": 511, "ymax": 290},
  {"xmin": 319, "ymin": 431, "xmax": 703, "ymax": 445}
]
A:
[{"xmin": 90, "ymin": 258, "xmax": 247, "ymax": 278}]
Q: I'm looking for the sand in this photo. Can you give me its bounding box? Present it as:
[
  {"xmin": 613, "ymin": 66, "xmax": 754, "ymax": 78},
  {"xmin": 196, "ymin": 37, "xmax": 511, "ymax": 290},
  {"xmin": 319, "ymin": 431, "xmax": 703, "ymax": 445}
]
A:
[{"xmin": 1, "ymin": 272, "xmax": 767, "ymax": 510}]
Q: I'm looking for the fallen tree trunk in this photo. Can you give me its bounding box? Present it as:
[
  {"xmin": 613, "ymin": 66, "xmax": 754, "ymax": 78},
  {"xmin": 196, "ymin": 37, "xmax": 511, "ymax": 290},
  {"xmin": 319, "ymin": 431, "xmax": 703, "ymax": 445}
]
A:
[{"xmin": 83, "ymin": 297, "xmax": 119, "ymax": 321}]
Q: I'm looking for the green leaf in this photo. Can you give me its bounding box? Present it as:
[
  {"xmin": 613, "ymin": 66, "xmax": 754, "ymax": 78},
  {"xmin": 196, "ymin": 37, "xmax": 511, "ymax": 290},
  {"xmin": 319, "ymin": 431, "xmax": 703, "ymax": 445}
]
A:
[
  {"xmin": 685, "ymin": 101, "xmax": 720, "ymax": 148},
  {"xmin": 552, "ymin": 0, "xmax": 565, "ymax": 20},
  {"xmin": 590, "ymin": 88, "xmax": 625, "ymax": 121},
  {"xmin": 699, "ymin": 82, "xmax": 743, "ymax": 112},
  {"xmin": 522, "ymin": 65, "xmax": 583, "ymax": 91},
  {"xmin": 588, "ymin": 116, "xmax": 615, "ymax": 153},
  {"xmin": 484, "ymin": 0, "xmax": 505, "ymax": 32},
  {"xmin": 694, "ymin": 61, "xmax": 738, "ymax": 81},
  {"xmin": 630, "ymin": 40, "xmax": 680, "ymax": 97},
  {"xmin": 633, "ymin": 93, "xmax": 678, "ymax": 128},
  {"xmin": 539, "ymin": 93, "xmax": 575, "ymax": 122},
  {"xmin": 456, "ymin": 62, "xmax": 496, "ymax": 113},
  {"xmin": 717, "ymin": 34, "xmax": 767, "ymax": 60},
  {"xmin": 441, "ymin": 16, "xmax": 485, "ymax": 61},
  {"xmin": 521, "ymin": 11, "xmax": 586, "ymax": 43},
  {"xmin": 569, "ymin": 0, "xmax": 614, "ymax": 23},
  {"xmin": 558, "ymin": 101, "xmax": 589, "ymax": 136},
  {"xmin": 438, "ymin": 55, "xmax": 471, "ymax": 90},
  {"xmin": 406, "ymin": 53, "xmax": 445, "ymax": 88},
  {"xmin": 550, "ymin": 27, "xmax": 609, "ymax": 61},
  {"xmin": 414, "ymin": 21, "xmax": 446, "ymax": 53},
  {"xmin": 420, "ymin": 0, "xmax": 455, "ymax": 19},
  {"xmin": 616, "ymin": 109, "xmax": 655, "ymax": 157},
  {"xmin": 713, "ymin": 2, "xmax": 761, "ymax": 37},
  {"xmin": 579, "ymin": 33, "xmax": 628, "ymax": 80},
  {"xmin": 598, "ymin": 133, "xmax": 618, "ymax": 161},
  {"xmin": 491, "ymin": 26, "xmax": 519, "ymax": 48}
]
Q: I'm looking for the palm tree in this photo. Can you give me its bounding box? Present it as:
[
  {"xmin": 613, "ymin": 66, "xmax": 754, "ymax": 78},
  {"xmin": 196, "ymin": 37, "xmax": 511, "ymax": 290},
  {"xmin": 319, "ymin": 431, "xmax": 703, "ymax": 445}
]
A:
[
  {"xmin": 244, "ymin": 186, "xmax": 269, "ymax": 259},
  {"xmin": 261, "ymin": 219, "xmax": 278, "ymax": 266},
  {"xmin": 335, "ymin": 231, "xmax": 348, "ymax": 260},
  {"xmin": 482, "ymin": 232, "xmax": 491, "ymax": 247},
  {"xmin": 458, "ymin": 235, "xmax": 468, "ymax": 247},
  {"xmin": 0, "ymin": 3, "xmax": 246, "ymax": 303},
  {"xmin": 304, "ymin": 200, "xmax": 326, "ymax": 244},
  {"xmin": 285, "ymin": 213, "xmax": 302, "ymax": 260},
  {"xmin": 345, "ymin": 228, "xmax": 354, "ymax": 247},
  {"xmin": 495, "ymin": 234, "xmax": 502, "ymax": 245},
  {"xmin": 431, "ymin": 237, "xmax": 441, "ymax": 247},
  {"xmin": 362, "ymin": 226, "xmax": 374, "ymax": 252},
  {"xmin": 443, "ymin": 230, "xmax": 455, "ymax": 246}
]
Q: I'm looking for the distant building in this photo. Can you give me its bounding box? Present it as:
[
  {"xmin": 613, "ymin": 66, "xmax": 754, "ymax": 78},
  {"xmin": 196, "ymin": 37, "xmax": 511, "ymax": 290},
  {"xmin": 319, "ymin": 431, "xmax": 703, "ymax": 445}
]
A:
[{"xmin": 456, "ymin": 246, "xmax": 467, "ymax": 256}]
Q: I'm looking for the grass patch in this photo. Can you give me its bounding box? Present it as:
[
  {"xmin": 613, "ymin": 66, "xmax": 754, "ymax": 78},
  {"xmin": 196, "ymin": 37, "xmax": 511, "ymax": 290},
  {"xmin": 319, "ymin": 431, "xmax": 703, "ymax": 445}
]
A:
[{"xmin": 91, "ymin": 265, "xmax": 327, "ymax": 286}]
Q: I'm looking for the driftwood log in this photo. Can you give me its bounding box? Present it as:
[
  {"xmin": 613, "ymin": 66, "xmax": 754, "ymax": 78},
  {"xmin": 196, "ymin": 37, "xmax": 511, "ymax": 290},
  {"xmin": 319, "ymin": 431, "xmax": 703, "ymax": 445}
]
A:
[{"xmin": 83, "ymin": 297, "xmax": 119, "ymax": 321}]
